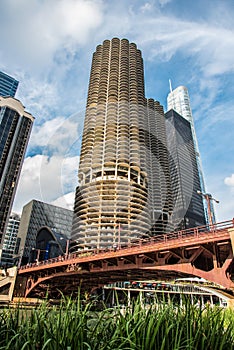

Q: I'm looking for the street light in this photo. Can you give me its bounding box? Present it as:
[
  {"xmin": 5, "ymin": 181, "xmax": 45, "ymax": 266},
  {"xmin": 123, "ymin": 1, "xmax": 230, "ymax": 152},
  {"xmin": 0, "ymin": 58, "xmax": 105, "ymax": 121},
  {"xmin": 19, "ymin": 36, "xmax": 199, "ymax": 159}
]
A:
[{"xmin": 197, "ymin": 190, "xmax": 219, "ymax": 227}]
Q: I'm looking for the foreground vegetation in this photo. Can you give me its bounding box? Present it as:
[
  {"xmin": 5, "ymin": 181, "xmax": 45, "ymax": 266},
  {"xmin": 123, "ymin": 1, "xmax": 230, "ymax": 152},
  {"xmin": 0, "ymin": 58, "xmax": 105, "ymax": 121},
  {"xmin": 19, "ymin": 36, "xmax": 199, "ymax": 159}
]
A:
[{"xmin": 0, "ymin": 295, "xmax": 233, "ymax": 350}]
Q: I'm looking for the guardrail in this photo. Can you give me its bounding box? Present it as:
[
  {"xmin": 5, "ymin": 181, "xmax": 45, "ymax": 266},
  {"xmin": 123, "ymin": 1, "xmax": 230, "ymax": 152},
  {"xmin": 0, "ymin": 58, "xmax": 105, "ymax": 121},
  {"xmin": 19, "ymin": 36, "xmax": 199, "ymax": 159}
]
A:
[
  {"xmin": 138, "ymin": 218, "xmax": 234, "ymax": 246},
  {"xmin": 19, "ymin": 218, "xmax": 234, "ymax": 270}
]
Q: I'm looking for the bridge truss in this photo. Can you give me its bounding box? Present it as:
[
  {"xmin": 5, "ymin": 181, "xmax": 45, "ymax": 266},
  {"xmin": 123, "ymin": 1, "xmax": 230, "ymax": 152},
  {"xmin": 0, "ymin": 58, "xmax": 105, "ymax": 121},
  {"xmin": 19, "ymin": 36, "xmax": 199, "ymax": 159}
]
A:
[{"xmin": 15, "ymin": 220, "xmax": 234, "ymax": 299}]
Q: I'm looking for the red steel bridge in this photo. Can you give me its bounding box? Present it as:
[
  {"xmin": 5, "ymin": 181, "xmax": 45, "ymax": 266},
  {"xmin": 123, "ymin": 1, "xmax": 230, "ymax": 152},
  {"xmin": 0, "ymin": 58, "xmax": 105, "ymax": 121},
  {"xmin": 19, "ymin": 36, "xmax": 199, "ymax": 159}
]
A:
[{"xmin": 14, "ymin": 220, "xmax": 234, "ymax": 299}]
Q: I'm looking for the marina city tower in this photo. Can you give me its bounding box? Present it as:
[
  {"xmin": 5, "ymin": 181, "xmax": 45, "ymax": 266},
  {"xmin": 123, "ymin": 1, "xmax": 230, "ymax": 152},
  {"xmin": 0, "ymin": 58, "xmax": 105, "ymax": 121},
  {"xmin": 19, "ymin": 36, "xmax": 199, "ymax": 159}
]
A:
[{"xmin": 72, "ymin": 38, "xmax": 173, "ymax": 250}]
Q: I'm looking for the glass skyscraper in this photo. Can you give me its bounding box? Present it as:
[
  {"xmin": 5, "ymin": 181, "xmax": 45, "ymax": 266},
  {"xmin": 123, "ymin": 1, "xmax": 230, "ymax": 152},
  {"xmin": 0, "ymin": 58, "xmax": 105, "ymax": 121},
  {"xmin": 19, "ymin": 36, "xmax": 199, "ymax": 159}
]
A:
[
  {"xmin": 167, "ymin": 85, "xmax": 215, "ymax": 224},
  {"xmin": 72, "ymin": 38, "xmax": 173, "ymax": 251},
  {"xmin": 167, "ymin": 86, "xmax": 200, "ymax": 161},
  {"xmin": 0, "ymin": 71, "xmax": 19, "ymax": 97},
  {"xmin": 0, "ymin": 96, "xmax": 34, "ymax": 254},
  {"xmin": 165, "ymin": 109, "xmax": 206, "ymax": 229}
]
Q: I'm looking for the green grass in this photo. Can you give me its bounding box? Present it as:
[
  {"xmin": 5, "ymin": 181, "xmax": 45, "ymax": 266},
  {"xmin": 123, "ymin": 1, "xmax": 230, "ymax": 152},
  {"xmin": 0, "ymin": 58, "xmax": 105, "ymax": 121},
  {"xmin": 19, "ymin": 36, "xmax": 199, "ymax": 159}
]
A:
[{"xmin": 0, "ymin": 294, "xmax": 233, "ymax": 349}]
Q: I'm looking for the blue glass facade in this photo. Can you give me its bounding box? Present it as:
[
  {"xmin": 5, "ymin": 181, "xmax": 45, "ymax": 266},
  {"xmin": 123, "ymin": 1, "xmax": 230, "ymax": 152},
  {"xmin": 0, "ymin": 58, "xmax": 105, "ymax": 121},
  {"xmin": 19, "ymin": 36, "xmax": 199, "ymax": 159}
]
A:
[
  {"xmin": 0, "ymin": 71, "xmax": 19, "ymax": 97},
  {"xmin": 0, "ymin": 97, "xmax": 34, "ymax": 245},
  {"xmin": 165, "ymin": 109, "xmax": 206, "ymax": 229}
]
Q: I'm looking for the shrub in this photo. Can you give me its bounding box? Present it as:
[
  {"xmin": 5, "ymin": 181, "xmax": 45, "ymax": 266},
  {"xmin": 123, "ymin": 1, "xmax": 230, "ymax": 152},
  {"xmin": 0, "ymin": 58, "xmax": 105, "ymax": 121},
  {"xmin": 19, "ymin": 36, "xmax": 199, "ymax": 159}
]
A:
[{"xmin": 0, "ymin": 294, "xmax": 233, "ymax": 349}]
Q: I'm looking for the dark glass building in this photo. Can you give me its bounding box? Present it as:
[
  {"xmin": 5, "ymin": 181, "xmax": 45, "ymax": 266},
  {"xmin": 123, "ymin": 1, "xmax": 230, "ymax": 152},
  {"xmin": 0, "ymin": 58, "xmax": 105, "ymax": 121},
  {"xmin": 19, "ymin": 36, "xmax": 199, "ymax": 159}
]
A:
[
  {"xmin": 0, "ymin": 71, "xmax": 19, "ymax": 97},
  {"xmin": 0, "ymin": 97, "xmax": 34, "ymax": 249},
  {"xmin": 30, "ymin": 227, "xmax": 70, "ymax": 263},
  {"xmin": 165, "ymin": 109, "xmax": 206, "ymax": 229},
  {"xmin": 72, "ymin": 38, "xmax": 173, "ymax": 251},
  {"xmin": 17, "ymin": 200, "xmax": 73, "ymax": 264}
]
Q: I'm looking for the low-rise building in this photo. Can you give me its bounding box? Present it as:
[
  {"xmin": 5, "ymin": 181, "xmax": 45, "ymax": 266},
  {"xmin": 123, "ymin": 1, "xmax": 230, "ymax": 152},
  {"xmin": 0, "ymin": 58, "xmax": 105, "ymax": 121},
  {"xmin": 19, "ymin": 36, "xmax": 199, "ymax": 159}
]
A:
[{"xmin": 17, "ymin": 200, "xmax": 73, "ymax": 265}]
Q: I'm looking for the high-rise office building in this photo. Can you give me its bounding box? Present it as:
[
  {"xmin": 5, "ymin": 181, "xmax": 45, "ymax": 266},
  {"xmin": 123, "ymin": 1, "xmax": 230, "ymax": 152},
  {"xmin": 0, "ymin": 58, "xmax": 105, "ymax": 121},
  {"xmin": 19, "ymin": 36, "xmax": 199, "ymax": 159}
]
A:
[
  {"xmin": 167, "ymin": 86, "xmax": 193, "ymax": 126},
  {"xmin": 167, "ymin": 86, "xmax": 202, "ymax": 174},
  {"xmin": 165, "ymin": 109, "xmax": 206, "ymax": 229},
  {"xmin": 167, "ymin": 85, "xmax": 216, "ymax": 224},
  {"xmin": 0, "ymin": 212, "xmax": 20, "ymax": 267},
  {"xmin": 0, "ymin": 71, "xmax": 19, "ymax": 97},
  {"xmin": 17, "ymin": 199, "xmax": 73, "ymax": 264},
  {"xmin": 145, "ymin": 99, "xmax": 173, "ymax": 234},
  {"xmin": 0, "ymin": 96, "xmax": 34, "ymax": 251},
  {"xmin": 72, "ymin": 38, "xmax": 173, "ymax": 250}
]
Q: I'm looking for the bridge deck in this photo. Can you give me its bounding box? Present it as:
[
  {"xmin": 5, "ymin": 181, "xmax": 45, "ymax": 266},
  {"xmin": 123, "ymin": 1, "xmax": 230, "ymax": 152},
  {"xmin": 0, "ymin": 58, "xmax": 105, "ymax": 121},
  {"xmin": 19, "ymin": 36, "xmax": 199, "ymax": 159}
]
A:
[{"xmin": 19, "ymin": 220, "xmax": 234, "ymax": 274}]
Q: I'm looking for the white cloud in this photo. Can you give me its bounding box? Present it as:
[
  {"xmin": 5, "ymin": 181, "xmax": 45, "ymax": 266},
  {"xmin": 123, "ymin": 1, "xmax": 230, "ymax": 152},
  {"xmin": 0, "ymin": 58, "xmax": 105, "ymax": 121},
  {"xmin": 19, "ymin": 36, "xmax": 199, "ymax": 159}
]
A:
[
  {"xmin": 51, "ymin": 192, "xmax": 75, "ymax": 211},
  {"xmin": 205, "ymin": 175, "xmax": 234, "ymax": 223},
  {"xmin": 0, "ymin": 0, "xmax": 103, "ymax": 121},
  {"xmin": 13, "ymin": 154, "xmax": 79, "ymax": 213},
  {"xmin": 194, "ymin": 101, "xmax": 234, "ymax": 138},
  {"xmin": 1, "ymin": 0, "xmax": 233, "ymax": 121},
  {"xmin": 2, "ymin": 0, "xmax": 234, "ymax": 224},
  {"xmin": 13, "ymin": 155, "xmax": 44, "ymax": 213},
  {"xmin": 30, "ymin": 115, "xmax": 82, "ymax": 154},
  {"xmin": 0, "ymin": 0, "xmax": 103, "ymax": 72},
  {"xmin": 11, "ymin": 91, "xmax": 82, "ymax": 215},
  {"xmin": 28, "ymin": 108, "xmax": 83, "ymax": 165},
  {"xmin": 140, "ymin": 2, "xmax": 153, "ymax": 13},
  {"xmin": 31, "ymin": 117, "xmax": 66, "ymax": 147},
  {"xmin": 135, "ymin": 17, "xmax": 234, "ymax": 77},
  {"xmin": 60, "ymin": 156, "xmax": 80, "ymax": 194},
  {"xmin": 16, "ymin": 75, "xmax": 59, "ymax": 121},
  {"xmin": 224, "ymin": 174, "xmax": 234, "ymax": 187}
]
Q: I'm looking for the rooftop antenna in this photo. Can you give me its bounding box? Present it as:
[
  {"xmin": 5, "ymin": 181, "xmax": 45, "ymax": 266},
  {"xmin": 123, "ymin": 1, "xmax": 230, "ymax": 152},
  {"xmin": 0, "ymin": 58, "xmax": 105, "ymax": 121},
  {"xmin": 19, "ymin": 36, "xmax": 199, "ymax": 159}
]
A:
[{"xmin": 169, "ymin": 79, "xmax": 173, "ymax": 93}]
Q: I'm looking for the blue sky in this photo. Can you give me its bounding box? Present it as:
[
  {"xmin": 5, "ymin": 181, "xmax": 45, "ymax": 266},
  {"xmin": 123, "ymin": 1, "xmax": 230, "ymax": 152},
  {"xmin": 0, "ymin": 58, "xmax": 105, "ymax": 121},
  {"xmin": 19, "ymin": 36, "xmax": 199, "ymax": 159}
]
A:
[{"xmin": 0, "ymin": 0, "xmax": 233, "ymax": 222}]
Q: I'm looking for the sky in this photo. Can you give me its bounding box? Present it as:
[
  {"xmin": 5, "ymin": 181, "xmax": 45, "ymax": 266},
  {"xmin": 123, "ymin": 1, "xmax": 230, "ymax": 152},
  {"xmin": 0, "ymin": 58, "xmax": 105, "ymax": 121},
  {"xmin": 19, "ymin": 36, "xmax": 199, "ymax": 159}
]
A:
[{"xmin": 0, "ymin": 0, "xmax": 233, "ymax": 222}]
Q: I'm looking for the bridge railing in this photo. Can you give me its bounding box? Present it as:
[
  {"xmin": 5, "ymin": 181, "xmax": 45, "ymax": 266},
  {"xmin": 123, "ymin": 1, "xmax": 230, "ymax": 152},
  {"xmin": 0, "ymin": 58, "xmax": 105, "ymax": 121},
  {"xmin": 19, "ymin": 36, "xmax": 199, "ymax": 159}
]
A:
[
  {"xmin": 146, "ymin": 219, "xmax": 233, "ymax": 243},
  {"xmin": 19, "ymin": 218, "xmax": 234, "ymax": 270},
  {"xmin": 138, "ymin": 219, "xmax": 234, "ymax": 246}
]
